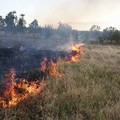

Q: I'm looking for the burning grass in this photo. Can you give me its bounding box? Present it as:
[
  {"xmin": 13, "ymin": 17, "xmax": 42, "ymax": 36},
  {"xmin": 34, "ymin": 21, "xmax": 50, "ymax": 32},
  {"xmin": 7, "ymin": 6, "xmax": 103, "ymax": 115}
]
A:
[
  {"xmin": 0, "ymin": 44, "xmax": 120, "ymax": 120},
  {"xmin": 0, "ymin": 43, "xmax": 84, "ymax": 109},
  {"xmin": 0, "ymin": 68, "xmax": 46, "ymax": 108}
]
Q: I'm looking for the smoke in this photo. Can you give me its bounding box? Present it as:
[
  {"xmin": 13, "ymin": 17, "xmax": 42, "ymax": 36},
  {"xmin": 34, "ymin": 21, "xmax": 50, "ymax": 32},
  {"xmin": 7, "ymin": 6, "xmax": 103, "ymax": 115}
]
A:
[
  {"xmin": 0, "ymin": 30, "xmax": 77, "ymax": 77},
  {"xmin": 56, "ymin": 35, "xmax": 74, "ymax": 51},
  {"xmin": 0, "ymin": 33, "xmax": 60, "ymax": 50}
]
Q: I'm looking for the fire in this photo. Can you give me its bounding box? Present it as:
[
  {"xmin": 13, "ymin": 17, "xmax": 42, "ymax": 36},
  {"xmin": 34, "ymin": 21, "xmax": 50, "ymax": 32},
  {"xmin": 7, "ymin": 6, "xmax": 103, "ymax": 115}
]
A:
[
  {"xmin": 40, "ymin": 57, "xmax": 48, "ymax": 80},
  {"xmin": 0, "ymin": 58, "xmax": 62, "ymax": 108},
  {"xmin": 67, "ymin": 43, "xmax": 85, "ymax": 63},
  {"xmin": 48, "ymin": 59, "xmax": 63, "ymax": 77},
  {"xmin": 0, "ymin": 43, "xmax": 85, "ymax": 108},
  {"xmin": 0, "ymin": 69, "xmax": 45, "ymax": 108},
  {"xmin": 41, "ymin": 57, "xmax": 48, "ymax": 73}
]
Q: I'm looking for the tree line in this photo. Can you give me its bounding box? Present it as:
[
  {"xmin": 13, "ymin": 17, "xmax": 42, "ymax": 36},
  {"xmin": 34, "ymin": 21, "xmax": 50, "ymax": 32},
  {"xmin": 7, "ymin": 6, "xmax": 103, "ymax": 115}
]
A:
[
  {"xmin": 0, "ymin": 11, "xmax": 120, "ymax": 44},
  {"xmin": 0, "ymin": 11, "xmax": 76, "ymax": 41},
  {"xmin": 0, "ymin": 11, "xmax": 72, "ymax": 33},
  {"xmin": 90, "ymin": 25, "xmax": 120, "ymax": 44},
  {"xmin": 0, "ymin": 11, "xmax": 26, "ymax": 32}
]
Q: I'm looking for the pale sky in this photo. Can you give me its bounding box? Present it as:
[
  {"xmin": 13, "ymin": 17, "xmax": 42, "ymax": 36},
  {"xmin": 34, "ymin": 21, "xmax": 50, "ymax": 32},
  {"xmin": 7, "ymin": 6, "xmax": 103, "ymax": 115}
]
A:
[{"xmin": 0, "ymin": 0, "xmax": 120, "ymax": 30}]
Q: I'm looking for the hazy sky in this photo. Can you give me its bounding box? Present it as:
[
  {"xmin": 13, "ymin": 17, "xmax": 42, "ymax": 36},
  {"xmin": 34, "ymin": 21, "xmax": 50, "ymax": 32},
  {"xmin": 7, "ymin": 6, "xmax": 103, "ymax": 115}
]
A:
[{"xmin": 0, "ymin": 0, "xmax": 120, "ymax": 30}]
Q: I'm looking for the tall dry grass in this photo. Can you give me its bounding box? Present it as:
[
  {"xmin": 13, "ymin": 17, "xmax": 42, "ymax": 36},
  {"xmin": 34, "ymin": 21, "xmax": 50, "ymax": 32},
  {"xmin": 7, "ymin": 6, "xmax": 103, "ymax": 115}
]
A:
[{"xmin": 0, "ymin": 44, "xmax": 120, "ymax": 120}]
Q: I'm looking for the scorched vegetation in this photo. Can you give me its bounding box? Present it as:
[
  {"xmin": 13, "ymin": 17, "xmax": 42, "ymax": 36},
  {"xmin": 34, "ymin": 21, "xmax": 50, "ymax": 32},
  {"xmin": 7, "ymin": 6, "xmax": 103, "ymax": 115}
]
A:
[{"xmin": 0, "ymin": 44, "xmax": 120, "ymax": 120}]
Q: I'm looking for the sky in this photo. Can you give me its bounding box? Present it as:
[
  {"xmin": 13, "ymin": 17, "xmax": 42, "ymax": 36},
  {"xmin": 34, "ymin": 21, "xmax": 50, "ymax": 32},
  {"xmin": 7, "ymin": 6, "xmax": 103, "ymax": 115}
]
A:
[{"xmin": 0, "ymin": 0, "xmax": 120, "ymax": 30}]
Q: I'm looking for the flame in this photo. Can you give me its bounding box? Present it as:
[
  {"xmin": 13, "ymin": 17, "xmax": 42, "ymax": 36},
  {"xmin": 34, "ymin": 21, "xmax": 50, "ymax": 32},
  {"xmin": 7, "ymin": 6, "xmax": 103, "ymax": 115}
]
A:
[
  {"xmin": 67, "ymin": 43, "xmax": 85, "ymax": 63},
  {"xmin": 0, "ymin": 69, "xmax": 46, "ymax": 108},
  {"xmin": 40, "ymin": 57, "xmax": 48, "ymax": 73},
  {"xmin": 0, "ymin": 43, "xmax": 85, "ymax": 108},
  {"xmin": 0, "ymin": 58, "xmax": 62, "ymax": 108},
  {"xmin": 48, "ymin": 59, "xmax": 63, "ymax": 77}
]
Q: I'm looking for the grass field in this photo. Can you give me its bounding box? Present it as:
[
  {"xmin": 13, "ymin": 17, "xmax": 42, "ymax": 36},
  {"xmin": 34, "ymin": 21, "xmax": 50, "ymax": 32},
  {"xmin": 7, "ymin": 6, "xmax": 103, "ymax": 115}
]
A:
[{"xmin": 0, "ymin": 44, "xmax": 120, "ymax": 120}]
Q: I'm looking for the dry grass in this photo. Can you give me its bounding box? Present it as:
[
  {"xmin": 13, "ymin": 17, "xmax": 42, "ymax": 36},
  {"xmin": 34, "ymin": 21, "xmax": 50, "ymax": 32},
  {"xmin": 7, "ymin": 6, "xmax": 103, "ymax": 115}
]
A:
[{"xmin": 0, "ymin": 44, "xmax": 120, "ymax": 120}]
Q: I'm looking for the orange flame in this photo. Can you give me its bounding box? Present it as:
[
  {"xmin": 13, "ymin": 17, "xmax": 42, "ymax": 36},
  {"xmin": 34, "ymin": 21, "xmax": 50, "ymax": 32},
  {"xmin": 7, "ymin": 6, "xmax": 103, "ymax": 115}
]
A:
[
  {"xmin": 0, "ymin": 44, "xmax": 85, "ymax": 108},
  {"xmin": 0, "ymin": 57, "xmax": 63, "ymax": 108},
  {"xmin": 0, "ymin": 69, "xmax": 46, "ymax": 108},
  {"xmin": 48, "ymin": 59, "xmax": 63, "ymax": 77},
  {"xmin": 40, "ymin": 57, "xmax": 48, "ymax": 73},
  {"xmin": 67, "ymin": 43, "xmax": 85, "ymax": 63}
]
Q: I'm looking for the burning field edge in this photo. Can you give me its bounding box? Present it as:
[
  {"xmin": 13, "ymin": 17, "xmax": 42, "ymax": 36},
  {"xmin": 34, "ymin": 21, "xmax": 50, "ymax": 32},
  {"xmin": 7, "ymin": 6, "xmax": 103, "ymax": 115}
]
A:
[
  {"xmin": 0, "ymin": 44, "xmax": 120, "ymax": 120},
  {"xmin": 0, "ymin": 43, "xmax": 85, "ymax": 109}
]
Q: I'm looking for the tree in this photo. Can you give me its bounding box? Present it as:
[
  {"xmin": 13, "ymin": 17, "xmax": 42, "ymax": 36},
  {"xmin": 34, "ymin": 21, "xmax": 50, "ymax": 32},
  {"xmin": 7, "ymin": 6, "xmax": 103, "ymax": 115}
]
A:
[
  {"xmin": 5, "ymin": 11, "xmax": 17, "ymax": 28},
  {"xmin": 90, "ymin": 25, "xmax": 100, "ymax": 31},
  {"xmin": 29, "ymin": 19, "xmax": 39, "ymax": 28},
  {"xmin": 112, "ymin": 30, "xmax": 120, "ymax": 44},
  {"xmin": 57, "ymin": 22, "xmax": 72, "ymax": 38},
  {"xmin": 17, "ymin": 14, "xmax": 26, "ymax": 28},
  {"xmin": 103, "ymin": 26, "xmax": 117, "ymax": 42},
  {"xmin": 103, "ymin": 26, "xmax": 116, "ymax": 32},
  {"xmin": 58, "ymin": 22, "xmax": 72, "ymax": 31},
  {"xmin": 90, "ymin": 25, "xmax": 101, "ymax": 44},
  {"xmin": 0, "ymin": 16, "xmax": 5, "ymax": 29},
  {"xmin": 17, "ymin": 14, "xmax": 26, "ymax": 33},
  {"xmin": 98, "ymin": 26, "xmax": 120, "ymax": 44}
]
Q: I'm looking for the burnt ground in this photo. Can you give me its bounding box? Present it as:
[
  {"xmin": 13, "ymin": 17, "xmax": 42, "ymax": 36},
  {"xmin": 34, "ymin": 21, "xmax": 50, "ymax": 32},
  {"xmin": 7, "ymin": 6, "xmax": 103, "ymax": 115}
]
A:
[{"xmin": 0, "ymin": 47, "xmax": 69, "ymax": 80}]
